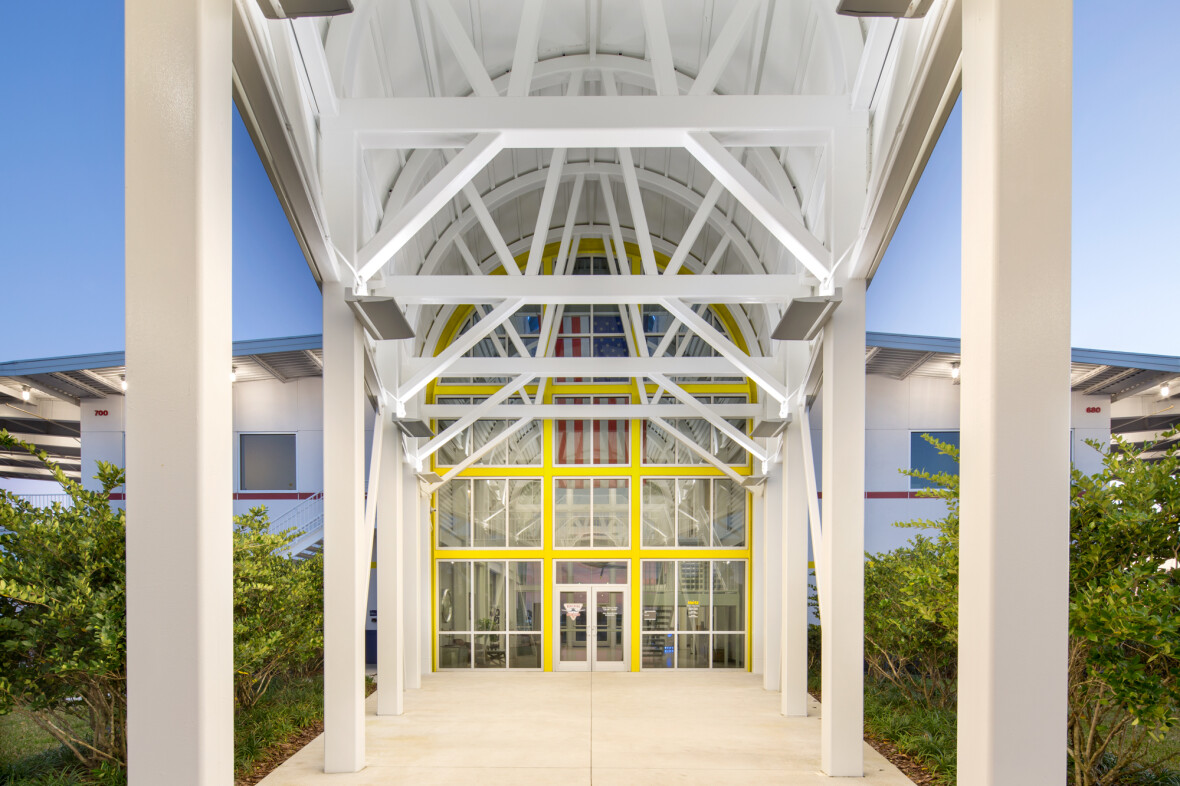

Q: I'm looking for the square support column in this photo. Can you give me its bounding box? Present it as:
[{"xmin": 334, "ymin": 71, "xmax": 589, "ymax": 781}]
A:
[
  {"xmin": 782, "ymin": 347, "xmax": 811, "ymax": 716},
  {"xmin": 820, "ymin": 279, "xmax": 866, "ymax": 776},
  {"xmin": 322, "ymin": 283, "xmax": 366, "ymax": 772},
  {"xmin": 125, "ymin": 1, "xmax": 232, "ymax": 782},
  {"xmin": 752, "ymin": 490, "xmax": 765, "ymax": 675},
  {"xmin": 404, "ymin": 467, "xmax": 423, "ymax": 687},
  {"xmin": 763, "ymin": 466, "xmax": 783, "ymax": 691},
  {"xmin": 375, "ymin": 345, "xmax": 404, "ymax": 716},
  {"xmin": 959, "ymin": 0, "xmax": 1071, "ymax": 782}
]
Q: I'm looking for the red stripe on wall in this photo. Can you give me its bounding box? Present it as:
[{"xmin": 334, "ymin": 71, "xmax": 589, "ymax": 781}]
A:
[
  {"xmin": 108, "ymin": 492, "xmax": 318, "ymax": 501},
  {"xmin": 814, "ymin": 491, "xmax": 931, "ymax": 500}
]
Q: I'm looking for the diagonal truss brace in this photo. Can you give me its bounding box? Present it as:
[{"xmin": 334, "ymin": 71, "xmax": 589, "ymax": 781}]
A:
[
  {"xmin": 414, "ymin": 374, "xmax": 536, "ymax": 462},
  {"xmin": 647, "ymin": 371, "xmax": 769, "ymax": 464},
  {"xmin": 429, "ymin": 417, "xmax": 536, "ymax": 492},
  {"xmin": 794, "ymin": 398, "xmax": 824, "ymax": 620},
  {"xmin": 658, "ymin": 296, "xmax": 790, "ymax": 406},
  {"xmin": 649, "ymin": 416, "xmax": 745, "ymax": 484},
  {"xmin": 396, "ymin": 297, "xmax": 525, "ymax": 402}
]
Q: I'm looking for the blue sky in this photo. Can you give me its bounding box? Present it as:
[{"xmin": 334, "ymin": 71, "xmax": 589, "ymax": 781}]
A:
[{"xmin": 1, "ymin": 3, "xmax": 1177, "ymax": 361}]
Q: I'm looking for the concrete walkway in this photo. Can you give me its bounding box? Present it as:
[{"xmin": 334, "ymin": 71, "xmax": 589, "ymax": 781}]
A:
[{"xmin": 259, "ymin": 672, "xmax": 916, "ymax": 785}]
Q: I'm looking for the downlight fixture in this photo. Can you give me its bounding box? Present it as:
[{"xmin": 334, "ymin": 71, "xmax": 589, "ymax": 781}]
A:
[
  {"xmin": 393, "ymin": 417, "xmax": 435, "ymax": 439},
  {"xmin": 20, "ymin": 386, "xmax": 30, "ymax": 402},
  {"xmin": 120, "ymin": 375, "xmax": 128, "ymax": 392},
  {"xmin": 1162, "ymin": 383, "xmax": 1171, "ymax": 399},
  {"xmin": 771, "ymin": 290, "xmax": 842, "ymax": 342},
  {"xmin": 345, "ymin": 289, "xmax": 415, "ymax": 341},
  {"xmin": 951, "ymin": 362, "xmax": 961, "ymax": 382},
  {"xmin": 230, "ymin": 367, "xmax": 238, "ymax": 383}
]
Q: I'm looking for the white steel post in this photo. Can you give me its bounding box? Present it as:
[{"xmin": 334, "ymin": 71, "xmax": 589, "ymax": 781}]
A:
[
  {"xmin": 125, "ymin": 1, "xmax": 232, "ymax": 782},
  {"xmin": 421, "ymin": 487, "xmax": 431, "ymax": 677},
  {"xmin": 752, "ymin": 491, "xmax": 765, "ymax": 675},
  {"xmin": 322, "ymin": 283, "xmax": 367, "ymax": 772},
  {"xmin": 959, "ymin": 0, "xmax": 1071, "ymax": 782},
  {"xmin": 403, "ymin": 468, "xmax": 423, "ymax": 687},
  {"xmin": 820, "ymin": 279, "xmax": 866, "ymax": 776},
  {"xmin": 763, "ymin": 465, "xmax": 783, "ymax": 691},
  {"xmin": 782, "ymin": 346, "xmax": 811, "ymax": 716},
  {"xmin": 375, "ymin": 346, "xmax": 404, "ymax": 715}
]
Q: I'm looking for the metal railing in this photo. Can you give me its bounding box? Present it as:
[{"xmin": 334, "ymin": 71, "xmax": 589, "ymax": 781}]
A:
[
  {"xmin": 8, "ymin": 493, "xmax": 73, "ymax": 509},
  {"xmin": 270, "ymin": 492, "xmax": 324, "ymax": 537}
]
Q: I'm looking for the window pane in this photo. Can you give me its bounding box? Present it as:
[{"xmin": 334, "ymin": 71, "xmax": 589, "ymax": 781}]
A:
[
  {"xmin": 508, "ymin": 634, "xmax": 541, "ymax": 668},
  {"xmin": 436, "ymin": 421, "xmax": 467, "ymax": 466},
  {"xmin": 711, "ymin": 634, "xmax": 745, "ymax": 669},
  {"xmin": 554, "ymin": 479, "xmax": 592, "ymax": 547},
  {"xmin": 472, "ymin": 420, "xmax": 511, "ymax": 465},
  {"xmin": 437, "ymin": 481, "xmax": 470, "ymax": 548},
  {"xmin": 509, "ymin": 561, "xmax": 542, "ymax": 632},
  {"xmin": 555, "ymin": 560, "xmax": 628, "ymax": 584},
  {"xmin": 508, "ymin": 480, "xmax": 543, "ymax": 548},
  {"xmin": 590, "ymin": 420, "xmax": 629, "ymax": 464},
  {"xmin": 677, "ymin": 633, "xmax": 710, "ymax": 668},
  {"xmin": 675, "ymin": 419, "xmax": 711, "ymax": 465},
  {"xmin": 910, "ymin": 431, "xmax": 960, "ymax": 489},
  {"xmin": 240, "ymin": 434, "xmax": 296, "ymax": 490},
  {"xmin": 641, "ymin": 478, "xmax": 675, "ymax": 546},
  {"xmin": 472, "ymin": 480, "xmax": 508, "ymax": 548},
  {"xmin": 678, "ymin": 561, "xmax": 709, "ymax": 631},
  {"xmin": 555, "ymin": 420, "xmax": 592, "ymax": 464},
  {"xmin": 437, "ymin": 561, "xmax": 470, "ymax": 632},
  {"xmin": 644, "ymin": 421, "xmax": 677, "ymax": 465},
  {"xmin": 472, "ymin": 561, "xmax": 506, "ymax": 632},
  {"xmin": 510, "ymin": 420, "xmax": 544, "ymax": 465},
  {"xmin": 715, "ymin": 419, "xmax": 748, "ymax": 465},
  {"xmin": 438, "ymin": 634, "xmax": 471, "ymax": 669},
  {"xmin": 641, "ymin": 561, "xmax": 675, "ymax": 631},
  {"xmin": 474, "ymin": 634, "xmax": 506, "ymax": 668},
  {"xmin": 642, "ymin": 633, "xmax": 675, "ymax": 668},
  {"xmin": 676, "ymin": 479, "xmax": 711, "ymax": 547},
  {"xmin": 593, "ymin": 478, "xmax": 629, "ymax": 547},
  {"xmin": 713, "ymin": 479, "xmax": 746, "ymax": 548},
  {"xmin": 712, "ymin": 561, "xmax": 745, "ymax": 632}
]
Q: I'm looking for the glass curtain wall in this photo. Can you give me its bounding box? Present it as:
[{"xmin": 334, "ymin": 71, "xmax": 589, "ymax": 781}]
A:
[
  {"xmin": 438, "ymin": 560, "xmax": 543, "ymax": 669},
  {"xmin": 640, "ymin": 560, "xmax": 747, "ymax": 669}
]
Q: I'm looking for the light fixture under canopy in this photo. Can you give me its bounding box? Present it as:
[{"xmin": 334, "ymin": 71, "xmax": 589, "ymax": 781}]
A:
[
  {"xmin": 346, "ymin": 290, "xmax": 415, "ymax": 341},
  {"xmin": 771, "ymin": 290, "xmax": 842, "ymax": 342}
]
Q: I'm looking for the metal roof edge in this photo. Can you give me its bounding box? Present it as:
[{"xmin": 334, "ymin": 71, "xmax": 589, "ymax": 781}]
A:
[
  {"xmin": 866, "ymin": 331, "xmax": 961, "ymax": 353},
  {"xmin": 0, "ymin": 335, "xmax": 325, "ymax": 376},
  {"xmin": 1069, "ymin": 347, "xmax": 1180, "ymax": 374}
]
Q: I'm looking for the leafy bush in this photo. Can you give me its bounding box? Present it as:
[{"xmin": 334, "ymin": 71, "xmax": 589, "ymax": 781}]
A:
[
  {"xmin": 0, "ymin": 431, "xmax": 127, "ymax": 769},
  {"xmin": 233, "ymin": 508, "xmax": 324, "ymax": 710}
]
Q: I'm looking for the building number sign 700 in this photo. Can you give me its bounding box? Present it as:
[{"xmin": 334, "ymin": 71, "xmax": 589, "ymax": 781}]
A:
[{"xmin": 94, "ymin": 410, "xmax": 109, "ymax": 416}]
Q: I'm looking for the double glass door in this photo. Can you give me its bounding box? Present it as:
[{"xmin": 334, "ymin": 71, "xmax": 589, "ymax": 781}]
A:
[{"xmin": 555, "ymin": 584, "xmax": 629, "ymax": 671}]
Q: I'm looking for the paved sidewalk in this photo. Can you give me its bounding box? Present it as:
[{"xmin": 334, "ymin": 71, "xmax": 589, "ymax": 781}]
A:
[{"xmin": 259, "ymin": 671, "xmax": 916, "ymax": 785}]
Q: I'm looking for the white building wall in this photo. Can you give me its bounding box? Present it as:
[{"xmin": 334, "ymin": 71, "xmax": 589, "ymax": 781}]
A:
[{"xmin": 81, "ymin": 395, "xmax": 125, "ymax": 493}]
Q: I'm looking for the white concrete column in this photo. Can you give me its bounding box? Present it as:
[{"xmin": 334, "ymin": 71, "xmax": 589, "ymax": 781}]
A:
[
  {"xmin": 125, "ymin": 2, "xmax": 233, "ymax": 782},
  {"xmin": 819, "ymin": 279, "xmax": 866, "ymax": 776},
  {"xmin": 403, "ymin": 468, "xmax": 423, "ymax": 687},
  {"xmin": 959, "ymin": 1, "xmax": 1071, "ymax": 782},
  {"xmin": 781, "ymin": 343, "xmax": 811, "ymax": 716},
  {"xmin": 420, "ymin": 493, "xmax": 429, "ymax": 675},
  {"xmin": 763, "ymin": 466, "xmax": 783, "ymax": 691},
  {"xmin": 375, "ymin": 347, "xmax": 404, "ymax": 715},
  {"xmin": 322, "ymin": 283, "xmax": 366, "ymax": 772},
  {"xmin": 751, "ymin": 491, "xmax": 765, "ymax": 675}
]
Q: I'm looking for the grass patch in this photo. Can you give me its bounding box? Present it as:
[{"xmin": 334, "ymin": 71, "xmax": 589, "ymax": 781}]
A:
[
  {"xmin": 862, "ymin": 680, "xmax": 956, "ymax": 784},
  {"xmin": 234, "ymin": 673, "xmax": 326, "ymax": 780}
]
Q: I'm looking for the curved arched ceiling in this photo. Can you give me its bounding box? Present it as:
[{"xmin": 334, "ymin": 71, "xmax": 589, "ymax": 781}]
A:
[{"xmin": 310, "ymin": 0, "xmax": 868, "ymax": 353}]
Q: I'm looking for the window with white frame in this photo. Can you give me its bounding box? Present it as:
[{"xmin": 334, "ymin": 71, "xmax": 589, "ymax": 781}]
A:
[
  {"xmin": 640, "ymin": 560, "xmax": 746, "ymax": 669},
  {"xmin": 436, "ymin": 478, "xmax": 543, "ymax": 548},
  {"xmin": 553, "ymin": 396, "xmax": 630, "ymax": 465},
  {"xmin": 239, "ymin": 433, "xmax": 297, "ymax": 491},
  {"xmin": 553, "ymin": 477, "xmax": 630, "ymax": 548},
  {"xmin": 641, "ymin": 477, "xmax": 746, "ymax": 548},
  {"xmin": 437, "ymin": 560, "xmax": 543, "ymax": 669}
]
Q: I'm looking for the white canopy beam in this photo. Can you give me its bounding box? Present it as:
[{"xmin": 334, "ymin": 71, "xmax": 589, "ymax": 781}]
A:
[
  {"xmin": 639, "ymin": 0, "xmax": 678, "ymax": 96},
  {"xmin": 506, "ymin": 0, "xmax": 546, "ymax": 97},
  {"xmin": 796, "ymin": 398, "xmax": 824, "ymax": 620},
  {"xmin": 524, "ymin": 73, "xmax": 582, "ymax": 275},
  {"xmin": 415, "ymin": 374, "xmax": 536, "ymax": 461},
  {"xmin": 339, "ymin": 95, "xmax": 853, "ymax": 149},
  {"xmin": 454, "ymin": 237, "xmax": 531, "ymax": 358},
  {"xmin": 377, "ymin": 273, "xmax": 798, "ymax": 304},
  {"xmin": 420, "ymin": 403, "xmax": 760, "ymax": 419},
  {"xmin": 396, "ymin": 297, "xmax": 524, "ymax": 402},
  {"xmin": 355, "ymin": 133, "xmax": 503, "ymax": 282},
  {"xmin": 648, "ymin": 371, "xmax": 768, "ymax": 464},
  {"xmin": 427, "ymin": 0, "xmax": 497, "ymax": 97},
  {"xmin": 429, "ymin": 417, "xmax": 536, "ymax": 491},
  {"xmin": 650, "ymin": 415, "xmax": 745, "ymax": 484},
  {"xmin": 460, "ymin": 179, "xmax": 521, "ymax": 275},
  {"xmin": 688, "ymin": 0, "xmax": 761, "ymax": 96},
  {"xmin": 664, "ymin": 180, "xmax": 725, "ymax": 276},
  {"xmin": 684, "ymin": 131, "xmax": 832, "ymax": 281},
  {"xmin": 658, "ymin": 297, "xmax": 790, "ymax": 405},
  {"xmin": 402, "ymin": 355, "xmax": 775, "ymax": 379}
]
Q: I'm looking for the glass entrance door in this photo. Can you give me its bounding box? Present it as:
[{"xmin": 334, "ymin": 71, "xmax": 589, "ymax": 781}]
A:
[{"xmin": 555, "ymin": 584, "xmax": 629, "ymax": 671}]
